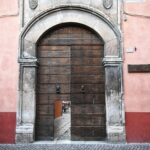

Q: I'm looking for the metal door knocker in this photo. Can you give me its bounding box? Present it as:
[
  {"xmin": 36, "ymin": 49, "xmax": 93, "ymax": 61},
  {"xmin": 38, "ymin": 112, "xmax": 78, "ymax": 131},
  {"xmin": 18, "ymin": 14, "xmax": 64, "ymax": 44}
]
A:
[
  {"xmin": 81, "ymin": 85, "xmax": 85, "ymax": 94},
  {"xmin": 56, "ymin": 84, "xmax": 61, "ymax": 94}
]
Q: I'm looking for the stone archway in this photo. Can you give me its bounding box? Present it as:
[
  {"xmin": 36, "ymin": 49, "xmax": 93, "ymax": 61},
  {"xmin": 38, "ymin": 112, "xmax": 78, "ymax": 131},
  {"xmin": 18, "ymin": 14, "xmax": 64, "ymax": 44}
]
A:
[{"xmin": 16, "ymin": 6, "xmax": 125, "ymax": 143}]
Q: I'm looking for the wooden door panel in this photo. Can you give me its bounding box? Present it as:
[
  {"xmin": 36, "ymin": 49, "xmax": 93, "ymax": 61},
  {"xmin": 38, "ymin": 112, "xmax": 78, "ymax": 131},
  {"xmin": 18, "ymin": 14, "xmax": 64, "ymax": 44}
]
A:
[
  {"xmin": 71, "ymin": 49, "xmax": 103, "ymax": 58},
  {"xmin": 71, "ymin": 127, "xmax": 106, "ymax": 140},
  {"xmin": 70, "ymin": 26, "xmax": 106, "ymax": 140},
  {"xmin": 38, "ymin": 66, "xmax": 71, "ymax": 75},
  {"xmin": 46, "ymin": 33, "xmax": 101, "ymax": 40},
  {"xmin": 38, "ymin": 50, "xmax": 70, "ymax": 58},
  {"xmin": 48, "ymin": 94, "xmax": 70, "ymax": 101},
  {"xmin": 71, "ymin": 84, "xmax": 105, "ymax": 94},
  {"xmin": 37, "ymin": 84, "xmax": 70, "ymax": 94},
  {"xmin": 71, "ymin": 66, "xmax": 104, "ymax": 75},
  {"xmin": 39, "ymin": 37, "xmax": 101, "ymax": 46},
  {"xmin": 71, "ymin": 114, "xmax": 106, "ymax": 126},
  {"xmin": 36, "ymin": 116, "xmax": 54, "ymax": 124},
  {"xmin": 39, "ymin": 58, "xmax": 70, "ymax": 66},
  {"xmin": 71, "ymin": 75, "xmax": 104, "ymax": 84},
  {"xmin": 36, "ymin": 105, "xmax": 54, "ymax": 115},
  {"xmin": 71, "ymin": 104, "xmax": 105, "ymax": 114},
  {"xmin": 71, "ymin": 45, "xmax": 104, "ymax": 50},
  {"xmin": 35, "ymin": 126, "xmax": 54, "ymax": 139},
  {"xmin": 38, "ymin": 75, "xmax": 70, "ymax": 84},
  {"xmin": 36, "ymin": 129, "xmax": 54, "ymax": 137},
  {"xmin": 36, "ymin": 46, "xmax": 70, "ymax": 140},
  {"xmin": 36, "ymin": 94, "xmax": 70, "ymax": 105},
  {"xmin": 71, "ymin": 94, "xmax": 105, "ymax": 104},
  {"xmin": 37, "ymin": 46, "xmax": 70, "ymax": 51},
  {"xmin": 71, "ymin": 58, "xmax": 103, "ymax": 66},
  {"xmin": 36, "ymin": 120, "xmax": 54, "ymax": 127}
]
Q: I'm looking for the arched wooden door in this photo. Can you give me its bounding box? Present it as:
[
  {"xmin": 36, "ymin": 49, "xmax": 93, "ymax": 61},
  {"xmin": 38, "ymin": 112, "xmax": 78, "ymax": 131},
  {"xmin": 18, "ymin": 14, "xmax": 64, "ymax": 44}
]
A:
[{"xmin": 35, "ymin": 24, "xmax": 106, "ymax": 141}]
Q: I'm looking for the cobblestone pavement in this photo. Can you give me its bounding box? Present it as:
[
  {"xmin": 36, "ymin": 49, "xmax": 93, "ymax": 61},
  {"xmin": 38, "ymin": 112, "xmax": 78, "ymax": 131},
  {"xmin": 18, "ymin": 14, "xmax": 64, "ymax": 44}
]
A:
[
  {"xmin": 57, "ymin": 129, "xmax": 70, "ymax": 140},
  {"xmin": 0, "ymin": 143, "xmax": 150, "ymax": 150}
]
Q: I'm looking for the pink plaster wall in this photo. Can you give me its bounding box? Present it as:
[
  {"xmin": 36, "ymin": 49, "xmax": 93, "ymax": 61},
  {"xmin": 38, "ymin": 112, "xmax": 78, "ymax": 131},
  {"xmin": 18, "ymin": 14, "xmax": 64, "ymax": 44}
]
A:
[
  {"xmin": 0, "ymin": 0, "xmax": 19, "ymax": 112},
  {"xmin": 123, "ymin": 0, "xmax": 150, "ymax": 112},
  {"xmin": 0, "ymin": 0, "xmax": 18, "ymax": 16}
]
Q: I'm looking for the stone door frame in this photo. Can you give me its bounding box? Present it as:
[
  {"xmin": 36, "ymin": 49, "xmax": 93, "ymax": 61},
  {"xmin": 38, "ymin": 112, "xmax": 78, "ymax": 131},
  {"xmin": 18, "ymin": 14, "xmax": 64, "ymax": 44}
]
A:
[{"xmin": 16, "ymin": 6, "xmax": 126, "ymax": 143}]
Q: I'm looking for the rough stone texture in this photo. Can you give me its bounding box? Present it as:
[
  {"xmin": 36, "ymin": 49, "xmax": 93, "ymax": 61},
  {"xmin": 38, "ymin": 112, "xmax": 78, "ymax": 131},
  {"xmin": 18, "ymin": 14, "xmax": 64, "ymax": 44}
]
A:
[
  {"xmin": 21, "ymin": 9, "xmax": 120, "ymax": 58},
  {"xmin": 21, "ymin": 0, "xmax": 120, "ymax": 27},
  {"xmin": 108, "ymin": 126, "xmax": 126, "ymax": 142},
  {"xmin": 16, "ymin": 124, "xmax": 34, "ymax": 143},
  {"xmin": 16, "ymin": 133, "xmax": 33, "ymax": 144},
  {"xmin": 29, "ymin": 0, "xmax": 38, "ymax": 10}
]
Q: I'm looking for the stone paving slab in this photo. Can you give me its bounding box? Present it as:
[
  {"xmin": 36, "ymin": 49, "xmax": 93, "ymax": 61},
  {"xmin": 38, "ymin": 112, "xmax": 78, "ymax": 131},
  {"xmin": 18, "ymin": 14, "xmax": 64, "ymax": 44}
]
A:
[
  {"xmin": 54, "ymin": 111, "xmax": 70, "ymax": 141},
  {"xmin": 0, "ymin": 144, "xmax": 150, "ymax": 150}
]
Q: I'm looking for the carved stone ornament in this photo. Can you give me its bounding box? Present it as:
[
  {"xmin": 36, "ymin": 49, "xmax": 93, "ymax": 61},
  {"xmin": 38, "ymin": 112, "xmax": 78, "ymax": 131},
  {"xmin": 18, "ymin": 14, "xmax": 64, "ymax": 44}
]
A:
[
  {"xmin": 29, "ymin": 0, "xmax": 38, "ymax": 9},
  {"xmin": 103, "ymin": 0, "xmax": 113, "ymax": 9}
]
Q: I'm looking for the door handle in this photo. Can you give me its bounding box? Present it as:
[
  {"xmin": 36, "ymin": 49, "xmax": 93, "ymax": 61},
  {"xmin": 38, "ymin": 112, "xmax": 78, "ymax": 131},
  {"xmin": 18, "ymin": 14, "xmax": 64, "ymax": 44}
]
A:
[
  {"xmin": 81, "ymin": 85, "xmax": 85, "ymax": 94},
  {"xmin": 56, "ymin": 84, "xmax": 61, "ymax": 94}
]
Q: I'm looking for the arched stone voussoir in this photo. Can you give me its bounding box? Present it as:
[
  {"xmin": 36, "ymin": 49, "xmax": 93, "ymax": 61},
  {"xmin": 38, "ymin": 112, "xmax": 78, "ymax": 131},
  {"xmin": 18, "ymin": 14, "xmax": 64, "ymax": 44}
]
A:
[
  {"xmin": 104, "ymin": 38, "xmax": 119, "ymax": 57},
  {"xmin": 20, "ymin": 6, "xmax": 121, "ymax": 59}
]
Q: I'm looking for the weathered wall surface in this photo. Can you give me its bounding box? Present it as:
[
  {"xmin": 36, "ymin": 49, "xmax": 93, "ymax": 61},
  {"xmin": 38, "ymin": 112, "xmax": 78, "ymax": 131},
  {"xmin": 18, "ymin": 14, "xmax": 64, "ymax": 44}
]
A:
[
  {"xmin": 22, "ymin": 0, "xmax": 120, "ymax": 27},
  {"xmin": 123, "ymin": 0, "xmax": 150, "ymax": 142},
  {"xmin": 0, "ymin": 0, "xmax": 19, "ymax": 143}
]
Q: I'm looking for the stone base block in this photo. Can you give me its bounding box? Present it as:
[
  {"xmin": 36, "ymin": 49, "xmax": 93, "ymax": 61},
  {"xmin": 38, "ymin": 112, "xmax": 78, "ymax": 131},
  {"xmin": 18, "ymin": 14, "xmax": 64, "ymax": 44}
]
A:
[
  {"xmin": 107, "ymin": 126, "xmax": 126, "ymax": 142},
  {"xmin": 16, "ymin": 124, "xmax": 34, "ymax": 143}
]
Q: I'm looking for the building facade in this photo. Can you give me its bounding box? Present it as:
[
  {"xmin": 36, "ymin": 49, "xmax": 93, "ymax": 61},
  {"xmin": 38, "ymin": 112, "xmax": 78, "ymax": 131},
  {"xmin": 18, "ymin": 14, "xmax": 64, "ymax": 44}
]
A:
[{"xmin": 0, "ymin": 0, "xmax": 150, "ymax": 143}]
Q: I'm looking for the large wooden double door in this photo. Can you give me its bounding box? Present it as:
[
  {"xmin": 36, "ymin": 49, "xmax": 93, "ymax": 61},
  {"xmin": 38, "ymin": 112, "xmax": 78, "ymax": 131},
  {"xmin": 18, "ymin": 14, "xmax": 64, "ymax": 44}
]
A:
[{"xmin": 35, "ymin": 24, "xmax": 106, "ymax": 140}]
